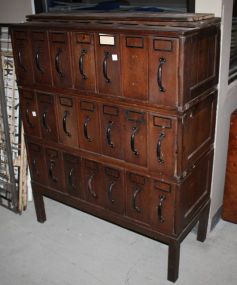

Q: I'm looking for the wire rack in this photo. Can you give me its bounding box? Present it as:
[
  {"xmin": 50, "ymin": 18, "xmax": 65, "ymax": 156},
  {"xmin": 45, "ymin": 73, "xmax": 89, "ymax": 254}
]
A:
[{"xmin": 0, "ymin": 25, "xmax": 28, "ymax": 212}]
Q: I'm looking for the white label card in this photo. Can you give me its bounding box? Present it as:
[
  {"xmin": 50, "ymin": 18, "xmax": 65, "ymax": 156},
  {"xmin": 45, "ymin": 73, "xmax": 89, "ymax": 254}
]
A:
[
  {"xmin": 112, "ymin": 54, "xmax": 118, "ymax": 61},
  {"xmin": 99, "ymin": 34, "xmax": 115, "ymax": 45},
  {"xmin": 32, "ymin": 111, "xmax": 37, "ymax": 117}
]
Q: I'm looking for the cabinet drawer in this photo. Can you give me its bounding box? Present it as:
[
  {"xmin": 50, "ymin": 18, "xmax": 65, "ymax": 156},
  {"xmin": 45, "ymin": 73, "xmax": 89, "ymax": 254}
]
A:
[
  {"xmin": 12, "ymin": 30, "xmax": 33, "ymax": 85},
  {"xmin": 104, "ymin": 165, "xmax": 124, "ymax": 214},
  {"xmin": 121, "ymin": 35, "xmax": 148, "ymax": 101},
  {"xmin": 100, "ymin": 104, "xmax": 123, "ymax": 159},
  {"xmin": 31, "ymin": 31, "xmax": 52, "ymax": 86},
  {"xmin": 37, "ymin": 92, "xmax": 58, "ymax": 142},
  {"xmin": 26, "ymin": 142, "xmax": 46, "ymax": 185},
  {"xmin": 149, "ymin": 37, "xmax": 179, "ymax": 106},
  {"xmin": 64, "ymin": 153, "xmax": 83, "ymax": 198},
  {"xmin": 82, "ymin": 159, "xmax": 105, "ymax": 207},
  {"xmin": 78, "ymin": 100, "xmax": 100, "ymax": 153},
  {"xmin": 71, "ymin": 32, "xmax": 96, "ymax": 92},
  {"xmin": 49, "ymin": 31, "xmax": 72, "ymax": 88},
  {"xmin": 20, "ymin": 89, "xmax": 40, "ymax": 138},
  {"xmin": 123, "ymin": 109, "xmax": 148, "ymax": 166},
  {"xmin": 96, "ymin": 33, "xmax": 121, "ymax": 96},
  {"xmin": 57, "ymin": 96, "xmax": 78, "ymax": 148},
  {"xmin": 45, "ymin": 148, "xmax": 64, "ymax": 191}
]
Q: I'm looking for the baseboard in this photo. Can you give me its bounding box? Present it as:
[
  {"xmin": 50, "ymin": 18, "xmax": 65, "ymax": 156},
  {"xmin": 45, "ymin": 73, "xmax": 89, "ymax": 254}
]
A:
[{"xmin": 210, "ymin": 206, "xmax": 223, "ymax": 231}]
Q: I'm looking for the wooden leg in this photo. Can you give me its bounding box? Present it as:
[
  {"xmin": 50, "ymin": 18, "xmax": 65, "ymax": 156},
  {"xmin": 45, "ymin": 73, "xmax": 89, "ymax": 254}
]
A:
[
  {"xmin": 197, "ymin": 202, "xmax": 210, "ymax": 242},
  {"xmin": 33, "ymin": 190, "xmax": 46, "ymax": 223},
  {"xmin": 167, "ymin": 241, "xmax": 180, "ymax": 282}
]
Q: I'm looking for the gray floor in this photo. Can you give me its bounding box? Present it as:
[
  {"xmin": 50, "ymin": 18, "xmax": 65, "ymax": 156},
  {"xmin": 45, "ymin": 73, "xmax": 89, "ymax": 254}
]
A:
[{"xmin": 0, "ymin": 198, "xmax": 237, "ymax": 285}]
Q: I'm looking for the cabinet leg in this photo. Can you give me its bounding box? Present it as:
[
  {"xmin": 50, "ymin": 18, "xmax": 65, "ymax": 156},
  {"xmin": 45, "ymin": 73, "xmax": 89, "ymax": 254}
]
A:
[
  {"xmin": 197, "ymin": 202, "xmax": 210, "ymax": 242},
  {"xmin": 33, "ymin": 190, "xmax": 46, "ymax": 223},
  {"xmin": 167, "ymin": 241, "xmax": 180, "ymax": 282}
]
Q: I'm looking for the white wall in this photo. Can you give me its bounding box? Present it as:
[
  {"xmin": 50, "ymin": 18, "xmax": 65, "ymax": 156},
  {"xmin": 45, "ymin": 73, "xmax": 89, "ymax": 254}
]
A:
[
  {"xmin": 0, "ymin": 0, "xmax": 34, "ymax": 23},
  {"xmin": 196, "ymin": 0, "xmax": 237, "ymax": 228}
]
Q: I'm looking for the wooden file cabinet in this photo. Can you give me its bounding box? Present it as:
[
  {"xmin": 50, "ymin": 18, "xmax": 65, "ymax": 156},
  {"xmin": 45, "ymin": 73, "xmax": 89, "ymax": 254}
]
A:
[{"xmin": 11, "ymin": 12, "xmax": 220, "ymax": 282}]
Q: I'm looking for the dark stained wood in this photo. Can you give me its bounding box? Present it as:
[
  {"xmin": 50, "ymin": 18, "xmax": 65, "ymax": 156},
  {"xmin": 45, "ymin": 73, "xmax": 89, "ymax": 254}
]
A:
[
  {"xmin": 19, "ymin": 89, "xmax": 41, "ymax": 138},
  {"xmin": 222, "ymin": 111, "xmax": 237, "ymax": 224},
  {"xmin": 71, "ymin": 32, "xmax": 96, "ymax": 92},
  {"xmin": 11, "ymin": 12, "xmax": 220, "ymax": 283},
  {"xmin": 31, "ymin": 30, "xmax": 52, "ymax": 86}
]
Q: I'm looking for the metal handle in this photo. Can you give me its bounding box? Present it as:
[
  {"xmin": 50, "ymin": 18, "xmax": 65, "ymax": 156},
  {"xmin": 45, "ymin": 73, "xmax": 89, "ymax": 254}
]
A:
[
  {"xmin": 63, "ymin": 110, "xmax": 71, "ymax": 137},
  {"xmin": 108, "ymin": 181, "xmax": 116, "ymax": 204},
  {"xmin": 55, "ymin": 48, "xmax": 64, "ymax": 78},
  {"xmin": 35, "ymin": 48, "xmax": 44, "ymax": 73},
  {"xmin": 132, "ymin": 187, "xmax": 141, "ymax": 213},
  {"xmin": 106, "ymin": 120, "xmax": 114, "ymax": 148},
  {"xmin": 42, "ymin": 111, "xmax": 51, "ymax": 133},
  {"xmin": 17, "ymin": 49, "xmax": 26, "ymax": 71},
  {"xmin": 79, "ymin": 49, "xmax": 88, "ymax": 80},
  {"xmin": 83, "ymin": 116, "xmax": 92, "ymax": 142},
  {"xmin": 103, "ymin": 51, "xmax": 111, "ymax": 83},
  {"xmin": 25, "ymin": 108, "xmax": 33, "ymax": 128},
  {"xmin": 157, "ymin": 57, "xmax": 166, "ymax": 92},
  {"xmin": 130, "ymin": 126, "xmax": 139, "ymax": 156},
  {"xmin": 88, "ymin": 173, "xmax": 97, "ymax": 198},
  {"xmin": 157, "ymin": 132, "xmax": 165, "ymax": 163},
  {"xmin": 32, "ymin": 159, "xmax": 39, "ymax": 176},
  {"xmin": 68, "ymin": 168, "xmax": 76, "ymax": 190},
  {"xmin": 49, "ymin": 160, "xmax": 58, "ymax": 182},
  {"xmin": 158, "ymin": 194, "xmax": 166, "ymax": 223}
]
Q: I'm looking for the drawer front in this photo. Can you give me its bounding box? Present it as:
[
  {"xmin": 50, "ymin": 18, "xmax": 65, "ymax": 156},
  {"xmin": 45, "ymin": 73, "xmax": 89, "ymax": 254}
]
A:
[
  {"xmin": 37, "ymin": 92, "xmax": 58, "ymax": 142},
  {"xmin": 149, "ymin": 114, "xmax": 177, "ymax": 177},
  {"xmin": 123, "ymin": 109, "xmax": 147, "ymax": 166},
  {"xmin": 150, "ymin": 180, "xmax": 175, "ymax": 234},
  {"xmin": 64, "ymin": 153, "xmax": 83, "ymax": 198},
  {"xmin": 71, "ymin": 32, "xmax": 96, "ymax": 92},
  {"xmin": 49, "ymin": 31, "xmax": 72, "ymax": 88},
  {"xmin": 20, "ymin": 89, "xmax": 40, "ymax": 138},
  {"xmin": 57, "ymin": 96, "xmax": 78, "ymax": 148},
  {"xmin": 45, "ymin": 148, "xmax": 64, "ymax": 191},
  {"xmin": 100, "ymin": 104, "xmax": 123, "ymax": 159},
  {"xmin": 12, "ymin": 30, "xmax": 33, "ymax": 85},
  {"xmin": 78, "ymin": 100, "xmax": 100, "ymax": 153},
  {"xmin": 96, "ymin": 33, "xmax": 121, "ymax": 96},
  {"xmin": 149, "ymin": 37, "xmax": 179, "ymax": 106},
  {"xmin": 126, "ymin": 172, "xmax": 150, "ymax": 224},
  {"xmin": 31, "ymin": 31, "xmax": 52, "ymax": 86},
  {"xmin": 26, "ymin": 142, "xmax": 46, "ymax": 184},
  {"xmin": 121, "ymin": 35, "xmax": 148, "ymax": 101},
  {"xmin": 82, "ymin": 159, "xmax": 105, "ymax": 207},
  {"xmin": 104, "ymin": 166, "xmax": 125, "ymax": 214}
]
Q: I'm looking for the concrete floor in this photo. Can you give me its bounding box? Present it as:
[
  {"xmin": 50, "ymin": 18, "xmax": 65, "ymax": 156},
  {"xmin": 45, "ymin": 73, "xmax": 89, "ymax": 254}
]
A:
[{"xmin": 0, "ymin": 198, "xmax": 237, "ymax": 285}]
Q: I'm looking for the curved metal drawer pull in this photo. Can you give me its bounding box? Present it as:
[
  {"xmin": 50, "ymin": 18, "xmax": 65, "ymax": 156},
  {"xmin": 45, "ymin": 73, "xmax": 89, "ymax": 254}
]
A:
[
  {"xmin": 130, "ymin": 126, "xmax": 139, "ymax": 156},
  {"xmin": 157, "ymin": 132, "xmax": 165, "ymax": 163},
  {"xmin": 88, "ymin": 173, "xmax": 97, "ymax": 198},
  {"xmin": 158, "ymin": 194, "xmax": 166, "ymax": 223},
  {"xmin": 26, "ymin": 108, "xmax": 33, "ymax": 128},
  {"xmin": 108, "ymin": 181, "xmax": 116, "ymax": 204},
  {"xmin": 32, "ymin": 159, "xmax": 39, "ymax": 176},
  {"xmin": 42, "ymin": 111, "xmax": 51, "ymax": 133},
  {"xmin": 63, "ymin": 110, "xmax": 71, "ymax": 137},
  {"xmin": 132, "ymin": 187, "xmax": 141, "ymax": 213},
  {"xmin": 79, "ymin": 49, "xmax": 88, "ymax": 80},
  {"xmin": 17, "ymin": 50, "xmax": 26, "ymax": 71},
  {"xmin": 103, "ymin": 51, "xmax": 111, "ymax": 83},
  {"xmin": 68, "ymin": 168, "xmax": 76, "ymax": 190},
  {"xmin": 35, "ymin": 48, "xmax": 44, "ymax": 73},
  {"xmin": 49, "ymin": 160, "xmax": 58, "ymax": 182},
  {"xmin": 83, "ymin": 116, "xmax": 92, "ymax": 142},
  {"xmin": 157, "ymin": 57, "xmax": 166, "ymax": 92},
  {"xmin": 106, "ymin": 120, "xmax": 114, "ymax": 148},
  {"xmin": 55, "ymin": 48, "xmax": 64, "ymax": 78}
]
